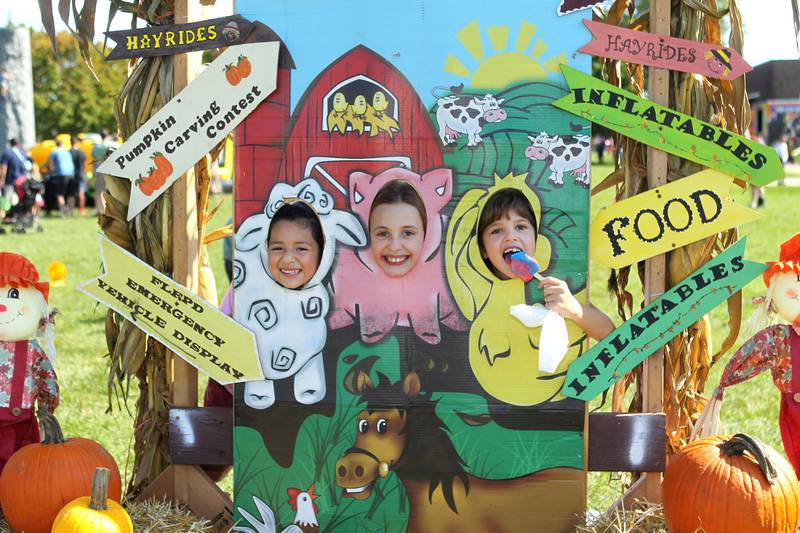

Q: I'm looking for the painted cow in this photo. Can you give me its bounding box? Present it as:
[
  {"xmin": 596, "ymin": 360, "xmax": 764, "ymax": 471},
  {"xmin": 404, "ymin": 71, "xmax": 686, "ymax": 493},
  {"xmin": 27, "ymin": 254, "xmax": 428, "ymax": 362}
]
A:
[
  {"xmin": 234, "ymin": 178, "xmax": 367, "ymax": 409},
  {"xmin": 525, "ymin": 132, "xmax": 590, "ymax": 188},
  {"xmin": 328, "ymin": 167, "xmax": 466, "ymax": 344},
  {"xmin": 435, "ymin": 94, "xmax": 507, "ymax": 147}
]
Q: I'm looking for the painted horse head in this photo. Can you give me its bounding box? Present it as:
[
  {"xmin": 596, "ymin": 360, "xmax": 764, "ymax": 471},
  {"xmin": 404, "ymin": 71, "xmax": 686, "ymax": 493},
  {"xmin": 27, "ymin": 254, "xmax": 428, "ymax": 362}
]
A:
[{"xmin": 335, "ymin": 370, "xmax": 468, "ymax": 512}]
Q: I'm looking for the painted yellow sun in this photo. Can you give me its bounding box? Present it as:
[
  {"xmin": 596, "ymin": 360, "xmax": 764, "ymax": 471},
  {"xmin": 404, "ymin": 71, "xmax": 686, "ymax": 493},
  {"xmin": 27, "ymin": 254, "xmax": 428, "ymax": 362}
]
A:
[{"xmin": 444, "ymin": 21, "xmax": 568, "ymax": 89}]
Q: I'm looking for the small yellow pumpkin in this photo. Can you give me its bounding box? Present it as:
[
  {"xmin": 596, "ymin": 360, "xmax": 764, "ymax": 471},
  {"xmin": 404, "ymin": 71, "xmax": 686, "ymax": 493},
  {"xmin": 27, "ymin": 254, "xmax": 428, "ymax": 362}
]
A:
[{"xmin": 51, "ymin": 467, "xmax": 133, "ymax": 533}]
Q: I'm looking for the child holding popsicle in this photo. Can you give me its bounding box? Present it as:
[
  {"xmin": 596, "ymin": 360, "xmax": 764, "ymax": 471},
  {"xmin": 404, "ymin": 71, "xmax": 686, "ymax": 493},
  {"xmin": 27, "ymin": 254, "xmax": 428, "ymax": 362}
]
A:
[{"xmin": 477, "ymin": 188, "xmax": 614, "ymax": 340}]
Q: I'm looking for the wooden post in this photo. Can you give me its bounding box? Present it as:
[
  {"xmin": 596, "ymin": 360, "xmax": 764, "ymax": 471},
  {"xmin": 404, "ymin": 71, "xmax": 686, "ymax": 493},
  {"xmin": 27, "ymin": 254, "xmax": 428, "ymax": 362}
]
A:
[
  {"xmin": 136, "ymin": 2, "xmax": 235, "ymax": 530},
  {"xmin": 171, "ymin": 0, "xmax": 202, "ymax": 506},
  {"xmin": 642, "ymin": 0, "xmax": 670, "ymax": 504}
]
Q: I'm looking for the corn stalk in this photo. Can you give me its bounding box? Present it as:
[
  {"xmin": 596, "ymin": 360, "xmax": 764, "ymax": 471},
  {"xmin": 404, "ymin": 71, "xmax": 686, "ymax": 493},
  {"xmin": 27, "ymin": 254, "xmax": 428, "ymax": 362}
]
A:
[
  {"xmin": 596, "ymin": 0, "xmax": 753, "ymax": 456},
  {"xmin": 41, "ymin": 0, "xmax": 226, "ymax": 497}
]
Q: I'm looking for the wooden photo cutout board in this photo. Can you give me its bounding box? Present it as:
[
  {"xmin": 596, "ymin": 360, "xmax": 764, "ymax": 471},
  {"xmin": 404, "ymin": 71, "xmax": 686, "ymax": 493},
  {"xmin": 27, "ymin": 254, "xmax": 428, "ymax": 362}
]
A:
[{"xmin": 232, "ymin": 4, "xmax": 591, "ymax": 532}]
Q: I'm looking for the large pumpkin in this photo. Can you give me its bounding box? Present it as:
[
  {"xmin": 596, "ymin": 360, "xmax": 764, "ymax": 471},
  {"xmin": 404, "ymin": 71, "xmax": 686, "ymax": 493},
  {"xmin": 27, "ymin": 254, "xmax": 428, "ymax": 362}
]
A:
[
  {"xmin": 663, "ymin": 433, "xmax": 800, "ymax": 533},
  {"xmin": 0, "ymin": 412, "xmax": 122, "ymax": 533}
]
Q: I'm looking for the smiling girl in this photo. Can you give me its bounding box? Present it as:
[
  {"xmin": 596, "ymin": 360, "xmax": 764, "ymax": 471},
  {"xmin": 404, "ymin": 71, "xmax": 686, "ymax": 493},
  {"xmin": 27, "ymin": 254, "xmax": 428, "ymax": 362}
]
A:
[
  {"xmin": 368, "ymin": 180, "xmax": 426, "ymax": 278},
  {"xmin": 267, "ymin": 201, "xmax": 324, "ymax": 289}
]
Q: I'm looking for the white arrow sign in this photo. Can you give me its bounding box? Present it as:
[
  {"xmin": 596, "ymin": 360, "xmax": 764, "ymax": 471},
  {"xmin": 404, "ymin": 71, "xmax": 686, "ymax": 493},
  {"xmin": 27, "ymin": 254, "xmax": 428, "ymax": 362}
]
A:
[{"xmin": 98, "ymin": 41, "xmax": 280, "ymax": 219}]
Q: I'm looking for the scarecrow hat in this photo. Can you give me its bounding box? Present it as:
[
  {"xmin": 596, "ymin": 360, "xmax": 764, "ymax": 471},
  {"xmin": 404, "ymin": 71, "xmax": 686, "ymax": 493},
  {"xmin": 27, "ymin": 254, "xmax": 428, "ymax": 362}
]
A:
[
  {"xmin": 764, "ymin": 233, "xmax": 800, "ymax": 286},
  {"xmin": 0, "ymin": 253, "xmax": 49, "ymax": 302}
]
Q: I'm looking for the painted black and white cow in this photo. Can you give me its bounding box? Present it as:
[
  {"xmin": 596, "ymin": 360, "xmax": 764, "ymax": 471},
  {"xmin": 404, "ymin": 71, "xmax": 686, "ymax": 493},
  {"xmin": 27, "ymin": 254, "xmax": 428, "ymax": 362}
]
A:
[
  {"xmin": 435, "ymin": 94, "xmax": 507, "ymax": 147},
  {"xmin": 525, "ymin": 132, "xmax": 590, "ymax": 188}
]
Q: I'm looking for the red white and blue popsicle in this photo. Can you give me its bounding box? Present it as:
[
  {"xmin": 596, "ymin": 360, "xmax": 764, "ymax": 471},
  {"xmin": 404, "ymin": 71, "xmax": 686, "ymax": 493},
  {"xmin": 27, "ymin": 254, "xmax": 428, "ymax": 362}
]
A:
[{"xmin": 505, "ymin": 251, "xmax": 543, "ymax": 282}]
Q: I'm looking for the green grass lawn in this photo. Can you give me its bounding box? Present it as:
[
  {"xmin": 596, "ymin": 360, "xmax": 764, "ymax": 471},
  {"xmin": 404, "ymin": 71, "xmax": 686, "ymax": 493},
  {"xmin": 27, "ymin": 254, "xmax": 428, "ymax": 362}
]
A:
[{"xmin": 1, "ymin": 171, "xmax": 796, "ymax": 513}]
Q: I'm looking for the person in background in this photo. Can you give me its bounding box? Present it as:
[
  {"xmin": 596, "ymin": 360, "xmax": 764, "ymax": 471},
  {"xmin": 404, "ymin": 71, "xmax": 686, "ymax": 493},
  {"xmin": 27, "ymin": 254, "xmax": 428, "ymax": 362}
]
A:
[
  {"xmin": 593, "ymin": 135, "xmax": 606, "ymax": 164},
  {"xmin": 749, "ymin": 131, "xmax": 767, "ymax": 209},
  {"xmin": 772, "ymin": 132, "xmax": 790, "ymax": 188},
  {"xmin": 46, "ymin": 139, "xmax": 74, "ymax": 216},
  {"xmin": 0, "ymin": 139, "xmax": 31, "ymax": 219},
  {"xmin": 68, "ymin": 137, "xmax": 87, "ymax": 215},
  {"xmin": 91, "ymin": 130, "xmax": 116, "ymax": 216}
]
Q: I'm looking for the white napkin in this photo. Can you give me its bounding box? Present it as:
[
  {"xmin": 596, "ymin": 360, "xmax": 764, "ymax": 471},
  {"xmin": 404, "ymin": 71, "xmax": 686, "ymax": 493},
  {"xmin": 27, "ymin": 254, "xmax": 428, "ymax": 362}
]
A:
[{"xmin": 510, "ymin": 304, "xmax": 569, "ymax": 373}]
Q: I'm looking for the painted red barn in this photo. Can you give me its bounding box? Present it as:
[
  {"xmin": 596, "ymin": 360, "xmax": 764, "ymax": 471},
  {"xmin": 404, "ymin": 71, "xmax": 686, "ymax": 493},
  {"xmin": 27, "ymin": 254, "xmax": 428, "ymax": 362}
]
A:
[{"xmin": 278, "ymin": 45, "xmax": 444, "ymax": 209}]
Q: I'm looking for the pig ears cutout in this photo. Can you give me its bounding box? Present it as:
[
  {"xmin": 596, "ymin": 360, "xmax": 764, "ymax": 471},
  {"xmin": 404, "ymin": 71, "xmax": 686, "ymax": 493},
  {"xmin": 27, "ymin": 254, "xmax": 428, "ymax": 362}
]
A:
[
  {"xmin": 419, "ymin": 168, "xmax": 453, "ymax": 209},
  {"xmin": 349, "ymin": 171, "xmax": 373, "ymax": 206}
]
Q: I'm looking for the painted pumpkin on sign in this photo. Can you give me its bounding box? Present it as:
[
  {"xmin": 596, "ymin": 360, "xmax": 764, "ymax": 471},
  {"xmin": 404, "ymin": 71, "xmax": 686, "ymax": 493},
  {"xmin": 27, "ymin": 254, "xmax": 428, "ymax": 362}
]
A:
[{"xmin": 663, "ymin": 434, "xmax": 800, "ymax": 533}]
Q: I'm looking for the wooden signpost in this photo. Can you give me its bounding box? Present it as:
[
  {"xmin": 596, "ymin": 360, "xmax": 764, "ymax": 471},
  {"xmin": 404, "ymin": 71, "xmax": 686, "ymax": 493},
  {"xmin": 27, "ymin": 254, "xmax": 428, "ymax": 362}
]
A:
[
  {"xmin": 78, "ymin": 235, "xmax": 262, "ymax": 384},
  {"xmin": 564, "ymin": 238, "xmax": 765, "ymax": 401},
  {"xmin": 553, "ymin": 65, "xmax": 784, "ymax": 185},
  {"xmin": 104, "ymin": 15, "xmax": 255, "ymax": 60},
  {"xmin": 97, "ymin": 41, "xmax": 279, "ymax": 219},
  {"xmin": 591, "ymin": 170, "xmax": 759, "ymax": 269},
  {"xmin": 580, "ymin": 20, "xmax": 752, "ymax": 79}
]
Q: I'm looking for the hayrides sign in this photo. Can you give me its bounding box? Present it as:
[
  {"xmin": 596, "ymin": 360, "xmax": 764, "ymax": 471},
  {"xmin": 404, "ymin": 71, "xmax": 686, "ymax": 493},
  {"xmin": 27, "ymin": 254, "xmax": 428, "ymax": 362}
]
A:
[
  {"xmin": 96, "ymin": 41, "xmax": 279, "ymax": 219},
  {"xmin": 231, "ymin": 2, "xmax": 593, "ymax": 531}
]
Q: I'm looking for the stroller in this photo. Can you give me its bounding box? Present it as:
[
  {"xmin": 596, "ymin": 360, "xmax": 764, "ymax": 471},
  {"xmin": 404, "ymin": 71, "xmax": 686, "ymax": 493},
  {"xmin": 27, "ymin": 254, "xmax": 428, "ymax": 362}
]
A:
[{"xmin": 3, "ymin": 176, "xmax": 44, "ymax": 233}]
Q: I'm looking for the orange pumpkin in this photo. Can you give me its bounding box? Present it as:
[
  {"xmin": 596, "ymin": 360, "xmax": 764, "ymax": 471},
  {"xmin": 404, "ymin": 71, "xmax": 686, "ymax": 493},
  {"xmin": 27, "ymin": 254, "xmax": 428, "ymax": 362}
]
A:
[
  {"xmin": 0, "ymin": 412, "xmax": 122, "ymax": 533},
  {"xmin": 663, "ymin": 433, "xmax": 800, "ymax": 533}
]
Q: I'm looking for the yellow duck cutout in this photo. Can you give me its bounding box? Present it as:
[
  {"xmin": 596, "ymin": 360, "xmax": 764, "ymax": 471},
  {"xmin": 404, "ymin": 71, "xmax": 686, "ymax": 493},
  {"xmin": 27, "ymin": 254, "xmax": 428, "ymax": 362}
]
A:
[
  {"xmin": 445, "ymin": 172, "xmax": 587, "ymax": 406},
  {"xmin": 346, "ymin": 95, "xmax": 368, "ymax": 135},
  {"xmin": 327, "ymin": 92, "xmax": 349, "ymax": 134},
  {"xmin": 365, "ymin": 91, "xmax": 400, "ymax": 138}
]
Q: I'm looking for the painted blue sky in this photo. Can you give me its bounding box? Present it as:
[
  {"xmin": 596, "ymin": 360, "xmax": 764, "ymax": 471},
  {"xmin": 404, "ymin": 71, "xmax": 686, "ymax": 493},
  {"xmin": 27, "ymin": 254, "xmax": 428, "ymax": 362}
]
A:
[{"xmin": 237, "ymin": 0, "xmax": 591, "ymax": 109}]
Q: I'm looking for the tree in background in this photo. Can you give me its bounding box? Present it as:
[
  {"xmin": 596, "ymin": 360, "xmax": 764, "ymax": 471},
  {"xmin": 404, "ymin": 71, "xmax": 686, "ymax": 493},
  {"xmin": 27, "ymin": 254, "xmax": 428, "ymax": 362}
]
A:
[{"xmin": 31, "ymin": 30, "xmax": 126, "ymax": 139}]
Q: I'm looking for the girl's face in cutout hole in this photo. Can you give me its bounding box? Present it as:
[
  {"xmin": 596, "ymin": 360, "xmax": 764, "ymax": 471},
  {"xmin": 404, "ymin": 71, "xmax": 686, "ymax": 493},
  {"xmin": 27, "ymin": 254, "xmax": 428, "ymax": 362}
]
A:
[
  {"xmin": 480, "ymin": 209, "xmax": 537, "ymax": 280},
  {"xmin": 267, "ymin": 219, "xmax": 321, "ymax": 289},
  {"xmin": 369, "ymin": 202, "xmax": 425, "ymax": 278}
]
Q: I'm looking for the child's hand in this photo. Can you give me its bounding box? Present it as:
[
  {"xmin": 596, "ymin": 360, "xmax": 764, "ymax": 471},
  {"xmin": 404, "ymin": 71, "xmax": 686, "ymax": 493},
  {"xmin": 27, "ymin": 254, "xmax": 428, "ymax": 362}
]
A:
[{"xmin": 538, "ymin": 277, "xmax": 582, "ymax": 321}]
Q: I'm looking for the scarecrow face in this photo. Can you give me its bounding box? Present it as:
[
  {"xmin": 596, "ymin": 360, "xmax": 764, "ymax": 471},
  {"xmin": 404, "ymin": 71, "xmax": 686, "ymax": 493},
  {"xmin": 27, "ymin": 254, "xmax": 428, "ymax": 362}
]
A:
[
  {"xmin": 771, "ymin": 272, "xmax": 800, "ymax": 325},
  {"xmin": 0, "ymin": 285, "xmax": 45, "ymax": 342}
]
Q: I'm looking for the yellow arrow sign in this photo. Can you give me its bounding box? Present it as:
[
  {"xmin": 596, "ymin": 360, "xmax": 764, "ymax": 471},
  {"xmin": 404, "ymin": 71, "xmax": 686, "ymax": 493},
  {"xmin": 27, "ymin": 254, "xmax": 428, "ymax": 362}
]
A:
[
  {"xmin": 78, "ymin": 235, "xmax": 262, "ymax": 384},
  {"xmin": 591, "ymin": 170, "xmax": 759, "ymax": 269}
]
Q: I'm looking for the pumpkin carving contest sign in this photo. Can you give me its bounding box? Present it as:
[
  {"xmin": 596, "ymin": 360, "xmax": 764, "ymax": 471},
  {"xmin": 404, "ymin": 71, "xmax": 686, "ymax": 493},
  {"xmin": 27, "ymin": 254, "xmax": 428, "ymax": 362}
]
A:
[
  {"xmin": 553, "ymin": 66, "xmax": 784, "ymax": 185},
  {"xmin": 96, "ymin": 41, "xmax": 279, "ymax": 219}
]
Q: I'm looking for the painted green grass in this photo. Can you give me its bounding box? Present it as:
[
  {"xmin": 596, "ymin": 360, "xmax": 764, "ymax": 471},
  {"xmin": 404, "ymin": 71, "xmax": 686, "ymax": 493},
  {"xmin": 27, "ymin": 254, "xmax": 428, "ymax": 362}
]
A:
[{"xmin": 2, "ymin": 173, "xmax": 794, "ymax": 513}]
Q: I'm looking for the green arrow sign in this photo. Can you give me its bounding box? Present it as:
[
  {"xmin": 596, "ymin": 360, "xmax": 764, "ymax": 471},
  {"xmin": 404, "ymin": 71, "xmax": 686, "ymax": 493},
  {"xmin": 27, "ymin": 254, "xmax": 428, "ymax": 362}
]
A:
[
  {"xmin": 562, "ymin": 238, "xmax": 765, "ymax": 401},
  {"xmin": 553, "ymin": 66, "xmax": 783, "ymax": 186}
]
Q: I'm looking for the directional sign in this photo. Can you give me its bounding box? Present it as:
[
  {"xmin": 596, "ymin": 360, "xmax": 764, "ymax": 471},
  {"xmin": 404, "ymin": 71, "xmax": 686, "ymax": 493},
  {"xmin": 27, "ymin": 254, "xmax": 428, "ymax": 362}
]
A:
[
  {"xmin": 553, "ymin": 65, "xmax": 784, "ymax": 186},
  {"xmin": 563, "ymin": 238, "xmax": 765, "ymax": 401},
  {"xmin": 104, "ymin": 15, "xmax": 255, "ymax": 61},
  {"xmin": 78, "ymin": 235, "xmax": 263, "ymax": 384},
  {"xmin": 580, "ymin": 20, "xmax": 752, "ymax": 80},
  {"xmin": 97, "ymin": 41, "xmax": 279, "ymax": 220},
  {"xmin": 591, "ymin": 170, "xmax": 759, "ymax": 269},
  {"xmin": 558, "ymin": 0, "xmax": 604, "ymax": 15}
]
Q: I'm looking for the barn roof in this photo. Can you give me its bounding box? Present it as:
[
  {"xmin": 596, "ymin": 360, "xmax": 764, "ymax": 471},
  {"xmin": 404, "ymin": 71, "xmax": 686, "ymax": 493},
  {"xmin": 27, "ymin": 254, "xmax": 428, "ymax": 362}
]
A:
[{"xmin": 748, "ymin": 60, "xmax": 800, "ymax": 103}]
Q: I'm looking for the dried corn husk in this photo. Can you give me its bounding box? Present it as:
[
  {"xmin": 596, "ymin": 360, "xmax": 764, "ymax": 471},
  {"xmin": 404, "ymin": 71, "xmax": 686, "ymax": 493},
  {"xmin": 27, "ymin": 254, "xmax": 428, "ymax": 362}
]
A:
[{"xmin": 600, "ymin": 0, "xmax": 746, "ymax": 456}]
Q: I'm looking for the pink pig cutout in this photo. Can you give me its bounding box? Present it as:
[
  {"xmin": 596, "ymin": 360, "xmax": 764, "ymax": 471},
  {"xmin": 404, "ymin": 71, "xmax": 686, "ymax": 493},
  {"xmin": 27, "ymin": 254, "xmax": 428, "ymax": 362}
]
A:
[{"xmin": 328, "ymin": 167, "xmax": 467, "ymax": 344}]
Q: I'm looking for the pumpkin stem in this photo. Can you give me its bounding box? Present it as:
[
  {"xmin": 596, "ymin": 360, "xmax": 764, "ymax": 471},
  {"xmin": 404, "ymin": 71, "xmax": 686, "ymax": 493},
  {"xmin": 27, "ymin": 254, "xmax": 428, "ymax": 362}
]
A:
[
  {"xmin": 38, "ymin": 410, "xmax": 66, "ymax": 445},
  {"xmin": 719, "ymin": 433, "xmax": 779, "ymax": 485},
  {"xmin": 89, "ymin": 467, "xmax": 111, "ymax": 511}
]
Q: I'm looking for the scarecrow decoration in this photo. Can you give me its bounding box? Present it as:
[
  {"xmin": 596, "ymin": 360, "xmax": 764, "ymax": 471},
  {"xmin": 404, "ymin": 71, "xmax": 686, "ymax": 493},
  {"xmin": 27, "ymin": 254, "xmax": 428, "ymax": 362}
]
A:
[
  {"xmin": 0, "ymin": 252, "xmax": 59, "ymax": 474},
  {"xmin": 695, "ymin": 233, "xmax": 800, "ymax": 476}
]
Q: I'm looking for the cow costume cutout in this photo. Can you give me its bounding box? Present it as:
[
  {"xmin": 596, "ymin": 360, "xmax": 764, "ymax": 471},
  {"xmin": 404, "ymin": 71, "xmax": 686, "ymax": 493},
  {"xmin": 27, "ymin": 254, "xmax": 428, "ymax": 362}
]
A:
[
  {"xmin": 233, "ymin": 3, "xmax": 592, "ymax": 531},
  {"xmin": 234, "ymin": 178, "xmax": 366, "ymax": 409},
  {"xmin": 329, "ymin": 167, "xmax": 467, "ymax": 344}
]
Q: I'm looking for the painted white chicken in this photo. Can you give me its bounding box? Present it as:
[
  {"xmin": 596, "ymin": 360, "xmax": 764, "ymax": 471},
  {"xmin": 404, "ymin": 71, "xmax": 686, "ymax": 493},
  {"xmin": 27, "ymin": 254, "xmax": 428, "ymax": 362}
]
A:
[{"xmin": 234, "ymin": 484, "xmax": 320, "ymax": 533}]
